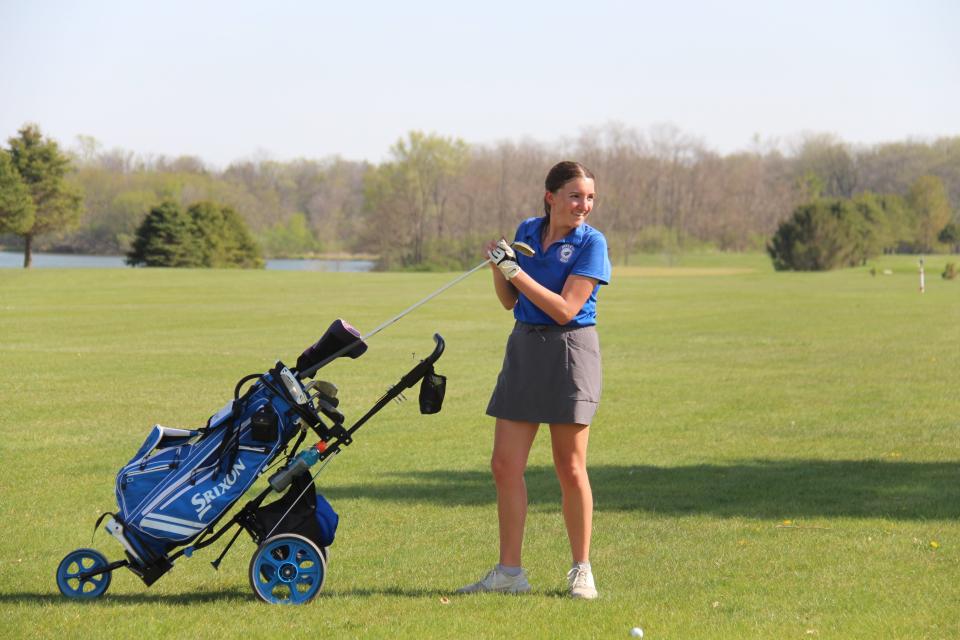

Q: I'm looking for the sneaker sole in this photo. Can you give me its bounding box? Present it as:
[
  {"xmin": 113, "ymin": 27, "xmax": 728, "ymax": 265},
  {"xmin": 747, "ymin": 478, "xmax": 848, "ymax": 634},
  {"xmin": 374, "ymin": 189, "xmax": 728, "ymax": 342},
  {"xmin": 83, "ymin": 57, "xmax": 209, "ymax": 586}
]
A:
[
  {"xmin": 506, "ymin": 586, "xmax": 531, "ymax": 594},
  {"xmin": 455, "ymin": 584, "xmax": 531, "ymax": 595}
]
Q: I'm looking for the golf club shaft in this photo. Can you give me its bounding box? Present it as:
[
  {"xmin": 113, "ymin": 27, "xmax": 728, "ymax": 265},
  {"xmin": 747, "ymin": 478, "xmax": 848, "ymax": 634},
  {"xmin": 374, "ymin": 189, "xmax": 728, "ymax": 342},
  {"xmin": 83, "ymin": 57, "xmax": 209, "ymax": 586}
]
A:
[
  {"xmin": 297, "ymin": 257, "xmax": 491, "ymax": 379},
  {"xmin": 361, "ymin": 257, "xmax": 491, "ymax": 340},
  {"xmin": 362, "ymin": 241, "xmax": 532, "ymax": 341}
]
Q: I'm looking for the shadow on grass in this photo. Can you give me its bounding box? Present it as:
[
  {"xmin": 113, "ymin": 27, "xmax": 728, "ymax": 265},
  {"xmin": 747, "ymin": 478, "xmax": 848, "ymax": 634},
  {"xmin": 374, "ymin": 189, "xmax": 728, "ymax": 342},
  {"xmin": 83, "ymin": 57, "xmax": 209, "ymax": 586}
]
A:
[
  {"xmin": 324, "ymin": 586, "xmax": 456, "ymax": 598},
  {"xmin": 3, "ymin": 587, "xmax": 555, "ymax": 604},
  {"xmin": 0, "ymin": 590, "xmax": 249, "ymax": 605},
  {"xmin": 321, "ymin": 460, "xmax": 960, "ymax": 520}
]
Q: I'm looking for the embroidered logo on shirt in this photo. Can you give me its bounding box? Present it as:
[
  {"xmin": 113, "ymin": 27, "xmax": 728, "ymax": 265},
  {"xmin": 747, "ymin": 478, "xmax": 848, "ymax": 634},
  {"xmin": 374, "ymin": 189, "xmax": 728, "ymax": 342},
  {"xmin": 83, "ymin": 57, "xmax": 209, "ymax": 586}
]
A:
[{"xmin": 558, "ymin": 244, "xmax": 575, "ymax": 263}]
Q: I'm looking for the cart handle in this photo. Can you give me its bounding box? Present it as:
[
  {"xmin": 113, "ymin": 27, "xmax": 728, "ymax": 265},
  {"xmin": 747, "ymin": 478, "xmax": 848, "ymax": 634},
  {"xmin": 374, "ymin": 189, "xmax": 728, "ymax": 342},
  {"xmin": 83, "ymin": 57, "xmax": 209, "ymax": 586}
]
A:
[{"xmin": 268, "ymin": 334, "xmax": 445, "ymax": 492}]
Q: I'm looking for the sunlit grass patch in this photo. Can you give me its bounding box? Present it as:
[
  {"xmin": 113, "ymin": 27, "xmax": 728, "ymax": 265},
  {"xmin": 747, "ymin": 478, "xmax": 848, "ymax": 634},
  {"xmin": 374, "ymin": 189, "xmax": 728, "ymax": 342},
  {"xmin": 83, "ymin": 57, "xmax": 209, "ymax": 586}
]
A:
[{"xmin": 0, "ymin": 261, "xmax": 957, "ymax": 638}]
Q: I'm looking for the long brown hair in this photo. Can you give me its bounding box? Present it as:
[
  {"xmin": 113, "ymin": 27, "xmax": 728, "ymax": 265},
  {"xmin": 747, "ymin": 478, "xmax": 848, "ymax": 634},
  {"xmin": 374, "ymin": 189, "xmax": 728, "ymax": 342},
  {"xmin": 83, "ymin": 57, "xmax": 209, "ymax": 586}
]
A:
[{"xmin": 543, "ymin": 161, "xmax": 596, "ymax": 221}]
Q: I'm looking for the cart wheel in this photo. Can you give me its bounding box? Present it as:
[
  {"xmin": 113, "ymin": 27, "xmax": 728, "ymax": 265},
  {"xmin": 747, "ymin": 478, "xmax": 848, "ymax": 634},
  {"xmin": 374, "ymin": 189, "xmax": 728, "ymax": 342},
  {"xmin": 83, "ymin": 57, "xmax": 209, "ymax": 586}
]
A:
[
  {"xmin": 56, "ymin": 548, "xmax": 112, "ymax": 599},
  {"xmin": 249, "ymin": 534, "xmax": 325, "ymax": 604}
]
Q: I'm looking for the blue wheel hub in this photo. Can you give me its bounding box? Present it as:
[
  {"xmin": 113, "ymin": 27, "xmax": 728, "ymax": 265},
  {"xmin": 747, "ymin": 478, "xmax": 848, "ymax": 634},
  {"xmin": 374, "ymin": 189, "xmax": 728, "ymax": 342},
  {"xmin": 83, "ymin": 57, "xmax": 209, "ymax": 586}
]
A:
[
  {"xmin": 57, "ymin": 548, "xmax": 112, "ymax": 599},
  {"xmin": 279, "ymin": 562, "xmax": 298, "ymax": 581}
]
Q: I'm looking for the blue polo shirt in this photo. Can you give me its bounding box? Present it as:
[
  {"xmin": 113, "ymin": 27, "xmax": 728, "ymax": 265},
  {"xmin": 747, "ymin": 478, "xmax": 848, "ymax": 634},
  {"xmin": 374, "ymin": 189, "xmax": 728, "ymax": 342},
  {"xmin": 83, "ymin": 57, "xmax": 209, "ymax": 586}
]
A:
[{"xmin": 512, "ymin": 216, "xmax": 611, "ymax": 327}]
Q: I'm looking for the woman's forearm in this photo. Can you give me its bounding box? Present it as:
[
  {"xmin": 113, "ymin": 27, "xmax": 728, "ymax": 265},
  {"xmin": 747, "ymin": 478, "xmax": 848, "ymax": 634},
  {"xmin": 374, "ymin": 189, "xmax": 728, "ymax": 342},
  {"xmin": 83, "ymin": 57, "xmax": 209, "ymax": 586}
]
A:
[
  {"xmin": 510, "ymin": 271, "xmax": 594, "ymax": 325},
  {"xmin": 491, "ymin": 265, "xmax": 519, "ymax": 310}
]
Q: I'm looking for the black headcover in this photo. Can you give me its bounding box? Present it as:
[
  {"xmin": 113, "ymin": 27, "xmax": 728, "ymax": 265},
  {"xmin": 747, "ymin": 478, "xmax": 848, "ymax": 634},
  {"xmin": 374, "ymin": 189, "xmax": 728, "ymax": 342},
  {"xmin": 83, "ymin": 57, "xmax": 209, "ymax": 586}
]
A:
[{"xmin": 296, "ymin": 319, "xmax": 368, "ymax": 373}]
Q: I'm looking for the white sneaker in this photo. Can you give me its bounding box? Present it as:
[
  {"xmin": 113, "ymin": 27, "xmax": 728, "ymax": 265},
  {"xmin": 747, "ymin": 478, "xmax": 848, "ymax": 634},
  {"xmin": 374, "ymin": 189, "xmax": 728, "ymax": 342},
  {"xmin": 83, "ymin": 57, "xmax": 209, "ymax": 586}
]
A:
[
  {"xmin": 567, "ymin": 566, "xmax": 598, "ymax": 599},
  {"xmin": 456, "ymin": 566, "xmax": 531, "ymax": 594}
]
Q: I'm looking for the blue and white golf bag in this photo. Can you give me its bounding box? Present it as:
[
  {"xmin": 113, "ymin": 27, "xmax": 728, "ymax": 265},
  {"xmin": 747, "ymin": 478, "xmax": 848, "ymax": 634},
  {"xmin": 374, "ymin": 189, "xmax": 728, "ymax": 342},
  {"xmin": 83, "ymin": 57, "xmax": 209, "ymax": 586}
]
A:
[
  {"xmin": 109, "ymin": 317, "xmax": 371, "ymax": 566},
  {"xmin": 114, "ymin": 372, "xmax": 312, "ymax": 562},
  {"xmin": 57, "ymin": 319, "xmax": 446, "ymax": 603}
]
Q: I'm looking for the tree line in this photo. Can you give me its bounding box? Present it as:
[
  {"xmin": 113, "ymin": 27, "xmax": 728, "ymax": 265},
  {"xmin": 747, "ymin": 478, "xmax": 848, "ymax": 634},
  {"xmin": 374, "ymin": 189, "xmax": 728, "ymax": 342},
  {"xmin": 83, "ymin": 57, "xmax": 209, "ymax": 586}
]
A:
[{"xmin": 2, "ymin": 123, "xmax": 958, "ymax": 269}]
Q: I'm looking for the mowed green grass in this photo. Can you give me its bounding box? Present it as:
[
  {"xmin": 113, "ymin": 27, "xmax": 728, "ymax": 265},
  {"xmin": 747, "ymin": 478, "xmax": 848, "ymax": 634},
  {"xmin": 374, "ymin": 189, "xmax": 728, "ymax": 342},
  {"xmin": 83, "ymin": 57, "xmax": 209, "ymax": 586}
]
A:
[{"xmin": 0, "ymin": 253, "xmax": 957, "ymax": 639}]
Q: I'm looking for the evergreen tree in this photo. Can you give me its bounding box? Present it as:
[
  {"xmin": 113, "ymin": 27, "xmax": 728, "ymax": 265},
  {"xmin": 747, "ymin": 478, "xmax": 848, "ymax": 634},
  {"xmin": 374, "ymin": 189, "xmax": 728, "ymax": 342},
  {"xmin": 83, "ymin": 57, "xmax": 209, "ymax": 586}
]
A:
[
  {"xmin": 6, "ymin": 124, "xmax": 84, "ymax": 267},
  {"xmin": 187, "ymin": 201, "xmax": 264, "ymax": 268},
  {"xmin": 126, "ymin": 201, "xmax": 202, "ymax": 267},
  {"xmin": 127, "ymin": 200, "xmax": 263, "ymax": 268},
  {"xmin": 939, "ymin": 222, "xmax": 960, "ymax": 253},
  {"xmin": 0, "ymin": 149, "xmax": 35, "ymax": 235},
  {"xmin": 768, "ymin": 199, "xmax": 865, "ymax": 271},
  {"xmin": 220, "ymin": 205, "xmax": 264, "ymax": 268}
]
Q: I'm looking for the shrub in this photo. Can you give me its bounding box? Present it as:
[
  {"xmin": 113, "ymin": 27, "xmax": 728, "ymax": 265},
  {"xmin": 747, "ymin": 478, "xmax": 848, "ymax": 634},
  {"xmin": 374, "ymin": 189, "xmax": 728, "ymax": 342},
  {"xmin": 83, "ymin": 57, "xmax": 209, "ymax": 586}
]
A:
[
  {"xmin": 940, "ymin": 222, "xmax": 960, "ymax": 254},
  {"xmin": 767, "ymin": 199, "xmax": 866, "ymax": 271},
  {"xmin": 127, "ymin": 200, "xmax": 263, "ymax": 268},
  {"xmin": 188, "ymin": 201, "xmax": 264, "ymax": 268},
  {"xmin": 126, "ymin": 201, "xmax": 202, "ymax": 267}
]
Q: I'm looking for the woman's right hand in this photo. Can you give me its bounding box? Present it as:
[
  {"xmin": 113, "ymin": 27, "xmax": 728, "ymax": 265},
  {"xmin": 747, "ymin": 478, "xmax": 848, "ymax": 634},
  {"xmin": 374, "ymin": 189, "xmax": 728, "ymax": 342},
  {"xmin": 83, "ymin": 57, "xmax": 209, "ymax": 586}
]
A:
[
  {"xmin": 484, "ymin": 239, "xmax": 503, "ymax": 271},
  {"xmin": 488, "ymin": 239, "xmax": 522, "ymax": 280}
]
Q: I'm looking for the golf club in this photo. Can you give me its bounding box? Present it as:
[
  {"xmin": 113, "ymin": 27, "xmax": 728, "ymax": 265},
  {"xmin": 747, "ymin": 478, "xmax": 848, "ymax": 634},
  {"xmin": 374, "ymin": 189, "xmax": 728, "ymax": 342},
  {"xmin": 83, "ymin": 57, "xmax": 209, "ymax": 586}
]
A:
[{"xmin": 297, "ymin": 240, "xmax": 535, "ymax": 380}]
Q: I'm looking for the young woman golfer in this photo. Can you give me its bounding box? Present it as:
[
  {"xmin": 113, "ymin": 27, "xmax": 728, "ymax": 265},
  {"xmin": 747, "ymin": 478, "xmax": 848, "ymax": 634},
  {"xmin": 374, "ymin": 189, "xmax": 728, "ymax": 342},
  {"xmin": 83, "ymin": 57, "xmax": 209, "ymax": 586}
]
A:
[{"xmin": 458, "ymin": 161, "xmax": 611, "ymax": 599}]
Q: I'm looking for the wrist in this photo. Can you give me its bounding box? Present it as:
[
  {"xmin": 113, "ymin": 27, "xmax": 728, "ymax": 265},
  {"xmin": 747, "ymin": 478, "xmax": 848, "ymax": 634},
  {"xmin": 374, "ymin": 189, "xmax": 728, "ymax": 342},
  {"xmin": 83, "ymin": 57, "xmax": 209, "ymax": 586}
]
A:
[{"xmin": 499, "ymin": 261, "xmax": 522, "ymax": 280}]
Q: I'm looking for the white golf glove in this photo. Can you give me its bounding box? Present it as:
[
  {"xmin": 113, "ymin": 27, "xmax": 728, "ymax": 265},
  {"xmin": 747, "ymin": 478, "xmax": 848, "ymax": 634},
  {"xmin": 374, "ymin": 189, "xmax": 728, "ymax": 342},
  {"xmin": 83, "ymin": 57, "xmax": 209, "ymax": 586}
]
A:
[{"xmin": 488, "ymin": 239, "xmax": 522, "ymax": 280}]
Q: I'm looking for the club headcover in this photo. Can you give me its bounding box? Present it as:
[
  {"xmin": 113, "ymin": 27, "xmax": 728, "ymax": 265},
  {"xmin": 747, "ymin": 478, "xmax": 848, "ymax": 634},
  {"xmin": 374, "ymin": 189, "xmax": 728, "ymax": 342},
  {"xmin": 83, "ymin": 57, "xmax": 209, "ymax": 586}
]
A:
[{"xmin": 296, "ymin": 318, "xmax": 368, "ymax": 373}]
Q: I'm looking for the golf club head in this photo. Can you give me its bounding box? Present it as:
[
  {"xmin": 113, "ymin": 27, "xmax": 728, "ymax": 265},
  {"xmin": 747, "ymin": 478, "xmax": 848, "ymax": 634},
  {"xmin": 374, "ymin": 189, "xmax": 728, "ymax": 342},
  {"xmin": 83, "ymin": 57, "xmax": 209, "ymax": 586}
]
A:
[{"xmin": 511, "ymin": 241, "xmax": 535, "ymax": 257}]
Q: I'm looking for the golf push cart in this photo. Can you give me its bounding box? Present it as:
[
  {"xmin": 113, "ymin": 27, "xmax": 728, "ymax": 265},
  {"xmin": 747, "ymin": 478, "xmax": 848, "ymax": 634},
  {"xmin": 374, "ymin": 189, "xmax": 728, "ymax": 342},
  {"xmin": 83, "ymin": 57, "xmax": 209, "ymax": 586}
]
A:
[{"xmin": 56, "ymin": 319, "xmax": 446, "ymax": 604}]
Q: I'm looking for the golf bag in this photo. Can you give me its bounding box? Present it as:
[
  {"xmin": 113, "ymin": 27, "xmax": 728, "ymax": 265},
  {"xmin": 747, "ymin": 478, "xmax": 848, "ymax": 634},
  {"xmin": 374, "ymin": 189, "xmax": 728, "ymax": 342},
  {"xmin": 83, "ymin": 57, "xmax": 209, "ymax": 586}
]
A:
[
  {"xmin": 113, "ymin": 379, "xmax": 324, "ymax": 563},
  {"xmin": 110, "ymin": 318, "xmax": 368, "ymax": 564},
  {"xmin": 58, "ymin": 319, "xmax": 445, "ymax": 603}
]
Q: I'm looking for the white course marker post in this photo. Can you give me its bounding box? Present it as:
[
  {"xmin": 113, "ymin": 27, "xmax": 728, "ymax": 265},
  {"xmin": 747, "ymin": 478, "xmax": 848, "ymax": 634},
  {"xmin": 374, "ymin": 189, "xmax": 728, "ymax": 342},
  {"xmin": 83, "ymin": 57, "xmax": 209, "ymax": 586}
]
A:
[{"xmin": 919, "ymin": 256, "xmax": 925, "ymax": 293}]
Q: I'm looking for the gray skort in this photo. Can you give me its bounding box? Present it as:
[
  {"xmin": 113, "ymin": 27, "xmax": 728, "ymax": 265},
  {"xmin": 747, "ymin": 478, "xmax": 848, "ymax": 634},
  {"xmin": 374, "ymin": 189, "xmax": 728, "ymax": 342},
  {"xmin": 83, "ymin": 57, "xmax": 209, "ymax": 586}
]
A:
[{"xmin": 486, "ymin": 321, "xmax": 602, "ymax": 425}]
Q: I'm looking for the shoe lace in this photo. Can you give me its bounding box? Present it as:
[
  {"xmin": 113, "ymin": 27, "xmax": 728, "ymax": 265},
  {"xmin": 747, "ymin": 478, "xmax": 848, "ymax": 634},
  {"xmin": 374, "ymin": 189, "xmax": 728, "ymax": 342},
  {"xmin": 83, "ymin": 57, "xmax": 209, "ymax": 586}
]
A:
[{"xmin": 567, "ymin": 567, "xmax": 590, "ymax": 589}]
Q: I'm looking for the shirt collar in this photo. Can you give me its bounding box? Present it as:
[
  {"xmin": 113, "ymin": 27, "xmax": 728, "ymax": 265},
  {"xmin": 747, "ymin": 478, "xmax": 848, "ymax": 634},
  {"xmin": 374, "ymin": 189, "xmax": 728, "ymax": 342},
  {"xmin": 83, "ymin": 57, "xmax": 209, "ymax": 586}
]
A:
[{"xmin": 533, "ymin": 216, "xmax": 588, "ymax": 248}]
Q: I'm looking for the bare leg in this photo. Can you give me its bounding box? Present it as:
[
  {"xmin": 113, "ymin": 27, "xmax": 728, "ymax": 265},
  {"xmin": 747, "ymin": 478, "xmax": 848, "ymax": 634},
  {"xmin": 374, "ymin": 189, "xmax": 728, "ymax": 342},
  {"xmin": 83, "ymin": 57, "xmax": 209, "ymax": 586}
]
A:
[
  {"xmin": 549, "ymin": 423, "xmax": 592, "ymax": 563},
  {"xmin": 491, "ymin": 418, "xmax": 539, "ymax": 567}
]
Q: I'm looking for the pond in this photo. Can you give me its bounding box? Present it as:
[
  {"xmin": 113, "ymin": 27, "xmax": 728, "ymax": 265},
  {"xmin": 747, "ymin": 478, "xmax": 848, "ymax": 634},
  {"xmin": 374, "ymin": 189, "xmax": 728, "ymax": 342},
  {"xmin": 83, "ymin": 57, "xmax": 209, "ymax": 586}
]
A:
[{"xmin": 0, "ymin": 251, "xmax": 375, "ymax": 272}]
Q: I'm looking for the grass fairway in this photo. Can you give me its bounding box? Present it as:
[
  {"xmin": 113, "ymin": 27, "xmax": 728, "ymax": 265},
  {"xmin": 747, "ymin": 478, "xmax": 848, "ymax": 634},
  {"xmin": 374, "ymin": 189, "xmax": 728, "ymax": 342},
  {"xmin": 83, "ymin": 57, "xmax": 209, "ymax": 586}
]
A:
[{"xmin": 0, "ymin": 254, "xmax": 957, "ymax": 639}]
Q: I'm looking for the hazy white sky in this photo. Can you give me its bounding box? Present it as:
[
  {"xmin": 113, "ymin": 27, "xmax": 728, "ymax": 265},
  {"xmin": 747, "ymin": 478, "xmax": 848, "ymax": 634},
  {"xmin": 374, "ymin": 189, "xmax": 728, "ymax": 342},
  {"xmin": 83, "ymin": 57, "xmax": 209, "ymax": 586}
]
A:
[{"xmin": 2, "ymin": 0, "xmax": 957, "ymax": 167}]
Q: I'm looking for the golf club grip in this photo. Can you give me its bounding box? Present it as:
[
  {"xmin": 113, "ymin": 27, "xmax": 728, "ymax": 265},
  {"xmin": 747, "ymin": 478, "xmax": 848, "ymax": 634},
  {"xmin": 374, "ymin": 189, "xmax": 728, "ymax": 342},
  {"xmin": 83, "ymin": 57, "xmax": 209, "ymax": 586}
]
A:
[{"xmin": 425, "ymin": 333, "xmax": 445, "ymax": 365}]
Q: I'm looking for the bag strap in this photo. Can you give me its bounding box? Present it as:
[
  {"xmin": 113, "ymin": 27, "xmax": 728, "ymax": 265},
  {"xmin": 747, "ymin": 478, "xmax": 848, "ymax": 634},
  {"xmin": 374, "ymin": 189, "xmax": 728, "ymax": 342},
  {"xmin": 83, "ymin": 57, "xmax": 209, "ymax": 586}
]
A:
[
  {"xmin": 287, "ymin": 428, "xmax": 308, "ymax": 463},
  {"xmin": 211, "ymin": 400, "xmax": 242, "ymax": 479},
  {"xmin": 91, "ymin": 511, "xmax": 114, "ymax": 543}
]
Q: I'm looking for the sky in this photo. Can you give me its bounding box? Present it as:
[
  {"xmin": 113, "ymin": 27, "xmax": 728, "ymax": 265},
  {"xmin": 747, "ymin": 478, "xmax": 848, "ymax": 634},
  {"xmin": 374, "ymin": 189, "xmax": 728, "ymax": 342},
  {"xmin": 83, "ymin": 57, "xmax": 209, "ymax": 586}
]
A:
[{"xmin": 1, "ymin": 0, "xmax": 957, "ymax": 168}]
